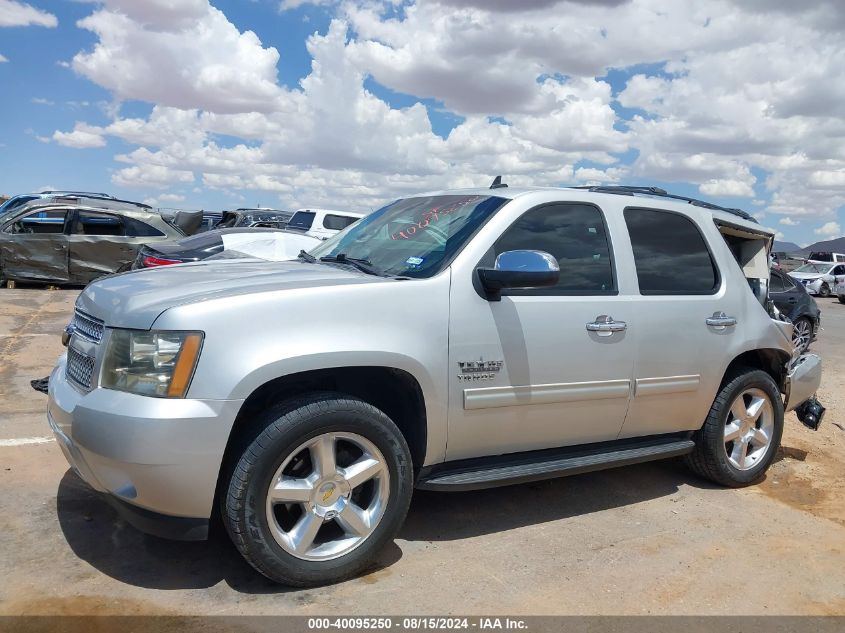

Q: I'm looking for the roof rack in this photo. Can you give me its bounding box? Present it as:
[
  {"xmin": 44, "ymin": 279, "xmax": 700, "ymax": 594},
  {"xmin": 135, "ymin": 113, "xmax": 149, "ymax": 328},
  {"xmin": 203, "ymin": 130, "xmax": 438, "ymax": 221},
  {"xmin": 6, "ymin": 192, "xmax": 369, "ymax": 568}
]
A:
[{"xmin": 572, "ymin": 185, "xmax": 757, "ymax": 224}]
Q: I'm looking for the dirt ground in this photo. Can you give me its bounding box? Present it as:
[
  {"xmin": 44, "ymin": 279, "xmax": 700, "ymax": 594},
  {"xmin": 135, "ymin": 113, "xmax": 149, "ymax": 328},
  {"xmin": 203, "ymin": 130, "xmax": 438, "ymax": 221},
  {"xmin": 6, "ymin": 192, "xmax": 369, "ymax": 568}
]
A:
[{"xmin": 0, "ymin": 288, "xmax": 843, "ymax": 616}]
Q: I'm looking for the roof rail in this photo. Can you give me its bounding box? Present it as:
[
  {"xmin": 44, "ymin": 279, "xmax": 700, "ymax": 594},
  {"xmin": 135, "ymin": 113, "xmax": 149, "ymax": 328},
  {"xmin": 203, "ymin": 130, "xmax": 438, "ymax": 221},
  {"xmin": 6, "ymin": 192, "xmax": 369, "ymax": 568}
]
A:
[
  {"xmin": 572, "ymin": 185, "xmax": 757, "ymax": 224},
  {"xmin": 40, "ymin": 190, "xmax": 116, "ymax": 199},
  {"xmin": 51, "ymin": 194, "xmax": 152, "ymax": 210}
]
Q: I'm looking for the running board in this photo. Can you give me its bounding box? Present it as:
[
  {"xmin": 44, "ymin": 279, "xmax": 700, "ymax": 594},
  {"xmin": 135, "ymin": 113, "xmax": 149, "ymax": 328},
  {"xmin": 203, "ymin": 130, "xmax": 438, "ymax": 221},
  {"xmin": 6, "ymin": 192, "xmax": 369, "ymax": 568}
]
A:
[{"xmin": 416, "ymin": 437, "xmax": 695, "ymax": 492}]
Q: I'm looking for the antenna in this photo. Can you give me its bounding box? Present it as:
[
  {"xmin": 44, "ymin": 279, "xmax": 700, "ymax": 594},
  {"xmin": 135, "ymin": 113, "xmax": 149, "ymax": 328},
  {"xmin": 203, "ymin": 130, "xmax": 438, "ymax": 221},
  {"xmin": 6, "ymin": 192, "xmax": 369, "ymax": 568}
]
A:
[{"xmin": 490, "ymin": 175, "xmax": 508, "ymax": 189}]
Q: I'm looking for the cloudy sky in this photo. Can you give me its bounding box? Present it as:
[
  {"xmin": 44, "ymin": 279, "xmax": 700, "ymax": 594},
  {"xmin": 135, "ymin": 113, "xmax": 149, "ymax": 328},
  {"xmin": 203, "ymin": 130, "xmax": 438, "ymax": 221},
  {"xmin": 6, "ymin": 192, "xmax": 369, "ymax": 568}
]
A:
[{"xmin": 1, "ymin": 0, "xmax": 844, "ymax": 246}]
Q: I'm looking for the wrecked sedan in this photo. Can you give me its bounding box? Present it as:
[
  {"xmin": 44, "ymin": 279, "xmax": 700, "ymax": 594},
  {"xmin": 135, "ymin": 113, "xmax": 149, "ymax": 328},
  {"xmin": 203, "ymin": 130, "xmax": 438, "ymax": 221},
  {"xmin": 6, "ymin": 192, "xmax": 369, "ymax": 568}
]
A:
[{"xmin": 0, "ymin": 197, "xmax": 201, "ymax": 285}]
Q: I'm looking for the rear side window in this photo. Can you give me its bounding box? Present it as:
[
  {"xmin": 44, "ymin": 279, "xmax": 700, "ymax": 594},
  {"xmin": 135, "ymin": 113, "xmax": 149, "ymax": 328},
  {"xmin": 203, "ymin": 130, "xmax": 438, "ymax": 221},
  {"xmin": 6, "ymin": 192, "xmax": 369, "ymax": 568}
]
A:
[
  {"xmin": 323, "ymin": 214, "xmax": 358, "ymax": 230},
  {"xmin": 625, "ymin": 208, "xmax": 719, "ymax": 295},
  {"xmin": 74, "ymin": 211, "xmax": 125, "ymax": 236},
  {"xmin": 769, "ymin": 272, "xmax": 785, "ymax": 293},
  {"xmin": 288, "ymin": 211, "xmax": 316, "ymax": 230},
  {"xmin": 809, "ymin": 252, "xmax": 831, "ymax": 262},
  {"xmin": 494, "ymin": 203, "xmax": 616, "ymax": 295}
]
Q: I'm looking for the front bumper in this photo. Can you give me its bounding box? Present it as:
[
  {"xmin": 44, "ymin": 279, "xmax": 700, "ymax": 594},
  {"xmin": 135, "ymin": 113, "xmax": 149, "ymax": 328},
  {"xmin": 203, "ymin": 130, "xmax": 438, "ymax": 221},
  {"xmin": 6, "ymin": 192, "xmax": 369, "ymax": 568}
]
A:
[
  {"xmin": 47, "ymin": 354, "xmax": 244, "ymax": 539},
  {"xmin": 784, "ymin": 353, "xmax": 822, "ymax": 412}
]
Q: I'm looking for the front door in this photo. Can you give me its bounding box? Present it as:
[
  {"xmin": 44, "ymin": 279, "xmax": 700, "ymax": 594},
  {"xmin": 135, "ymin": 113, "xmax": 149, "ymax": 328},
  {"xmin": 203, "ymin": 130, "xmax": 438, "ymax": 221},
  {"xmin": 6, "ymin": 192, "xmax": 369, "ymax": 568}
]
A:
[
  {"xmin": 446, "ymin": 202, "xmax": 636, "ymax": 461},
  {"xmin": 0, "ymin": 209, "xmax": 70, "ymax": 282}
]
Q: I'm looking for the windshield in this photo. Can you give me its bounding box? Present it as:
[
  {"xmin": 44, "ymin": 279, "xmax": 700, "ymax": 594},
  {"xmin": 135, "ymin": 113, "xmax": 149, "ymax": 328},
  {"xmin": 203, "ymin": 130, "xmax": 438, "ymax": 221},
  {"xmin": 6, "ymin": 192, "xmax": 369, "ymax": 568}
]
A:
[
  {"xmin": 795, "ymin": 263, "xmax": 828, "ymax": 274},
  {"xmin": 309, "ymin": 195, "xmax": 508, "ymax": 278}
]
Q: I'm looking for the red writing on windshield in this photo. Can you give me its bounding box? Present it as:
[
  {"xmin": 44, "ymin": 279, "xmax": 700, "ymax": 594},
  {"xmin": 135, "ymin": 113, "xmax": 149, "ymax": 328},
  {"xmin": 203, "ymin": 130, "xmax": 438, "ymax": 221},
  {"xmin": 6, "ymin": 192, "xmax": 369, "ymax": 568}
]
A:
[{"xmin": 390, "ymin": 196, "xmax": 481, "ymax": 240}]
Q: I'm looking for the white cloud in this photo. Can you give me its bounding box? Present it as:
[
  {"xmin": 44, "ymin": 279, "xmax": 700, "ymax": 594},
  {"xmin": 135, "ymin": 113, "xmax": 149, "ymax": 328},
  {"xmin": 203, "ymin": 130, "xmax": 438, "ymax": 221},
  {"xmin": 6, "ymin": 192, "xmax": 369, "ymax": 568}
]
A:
[
  {"xmin": 699, "ymin": 178, "xmax": 755, "ymax": 197},
  {"xmin": 774, "ymin": 231, "xmax": 785, "ymax": 240},
  {"xmin": 0, "ymin": 0, "xmax": 57, "ymax": 28},
  {"xmin": 779, "ymin": 217, "xmax": 799, "ymax": 226},
  {"xmin": 814, "ymin": 221, "xmax": 841, "ymax": 237},
  {"xmin": 0, "ymin": 53, "xmax": 6, "ymax": 62},
  {"xmin": 72, "ymin": 0, "xmax": 287, "ymax": 114},
  {"xmin": 31, "ymin": 97, "xmax": 54, "ymax": 105},
  {"xmin": 52, "ymin": 125, "xmax": 107, "ymax": 148},
  {"xmin": 112, "ymin": 164, "xmax": 195, "ymax": 189},
  {"xmin": 51, "ymin": 0, "xmax": 845, "ymax": 218}
]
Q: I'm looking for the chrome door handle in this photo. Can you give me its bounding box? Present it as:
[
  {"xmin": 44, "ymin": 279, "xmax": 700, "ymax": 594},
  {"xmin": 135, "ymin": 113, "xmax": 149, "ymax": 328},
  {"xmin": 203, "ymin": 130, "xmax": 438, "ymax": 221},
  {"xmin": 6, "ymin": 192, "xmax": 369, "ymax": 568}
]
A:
[
  {"xmin": 586, "ymin": 315, "xmax": 627, "ymax": 336},
  {"xmin": 706, "ymin": 311, "xmax": 737, "ymax": 328}
]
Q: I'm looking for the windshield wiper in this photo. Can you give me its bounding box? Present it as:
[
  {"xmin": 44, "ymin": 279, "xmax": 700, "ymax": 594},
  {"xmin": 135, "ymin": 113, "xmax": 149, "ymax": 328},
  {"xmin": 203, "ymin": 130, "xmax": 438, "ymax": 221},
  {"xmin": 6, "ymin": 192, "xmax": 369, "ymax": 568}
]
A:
[
  {"xmin": 320, "ymin": 253, "xmax": 386, "ymax": 277},
  {"xmin": 297, "ymin": 250, "xmax": 317, "ymax": 263}
]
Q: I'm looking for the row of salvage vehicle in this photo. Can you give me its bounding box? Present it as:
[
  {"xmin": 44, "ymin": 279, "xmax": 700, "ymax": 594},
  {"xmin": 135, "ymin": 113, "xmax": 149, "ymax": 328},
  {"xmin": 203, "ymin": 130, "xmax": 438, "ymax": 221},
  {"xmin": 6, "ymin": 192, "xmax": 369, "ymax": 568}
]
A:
[{"xmin": 0, "ymin": 191, "xmax": 364, "ymax": 285}]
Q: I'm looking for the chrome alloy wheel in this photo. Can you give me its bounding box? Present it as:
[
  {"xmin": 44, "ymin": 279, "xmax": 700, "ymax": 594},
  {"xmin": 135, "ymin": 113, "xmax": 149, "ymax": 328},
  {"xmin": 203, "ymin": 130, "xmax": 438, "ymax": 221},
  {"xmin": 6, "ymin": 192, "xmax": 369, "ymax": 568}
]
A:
[
  {"xmin": 792, "ymin": 318, "xmax": 811, "ymax": 353},
  {"xmin": 265, "ymin": 432, "xmax": 390, "ymax": 561},
  {"xmin": 723, "ymin": 388, "xmax": 775, "ymax": 471}
]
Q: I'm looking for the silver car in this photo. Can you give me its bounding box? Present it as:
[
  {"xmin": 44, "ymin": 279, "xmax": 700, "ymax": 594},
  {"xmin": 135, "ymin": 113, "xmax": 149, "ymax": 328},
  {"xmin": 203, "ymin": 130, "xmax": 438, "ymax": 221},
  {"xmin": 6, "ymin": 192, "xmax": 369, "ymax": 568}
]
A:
[{"xmin": 46, "ymin": 184, "xmax": 823, "ymax": 586}]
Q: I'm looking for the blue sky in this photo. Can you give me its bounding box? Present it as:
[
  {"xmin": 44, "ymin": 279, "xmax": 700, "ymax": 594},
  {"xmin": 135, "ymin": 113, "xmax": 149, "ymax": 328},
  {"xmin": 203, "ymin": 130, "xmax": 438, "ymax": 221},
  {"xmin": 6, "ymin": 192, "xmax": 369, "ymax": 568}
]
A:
[{"xmin": 1, "ymin": 0, "xmax": 844, "ymax": 247}]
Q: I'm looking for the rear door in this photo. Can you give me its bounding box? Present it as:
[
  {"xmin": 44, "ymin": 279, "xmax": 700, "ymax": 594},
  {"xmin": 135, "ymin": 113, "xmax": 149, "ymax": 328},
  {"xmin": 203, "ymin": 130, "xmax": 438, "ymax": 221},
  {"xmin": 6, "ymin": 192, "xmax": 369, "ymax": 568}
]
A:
[
  {"xmin": 618, "ymin": 207, "xmax": 743, "ymax": 438},
  {"xmin": 0, "ymin": 209, "xmax": 71, "ymax": 282},
  {"xmin": 68, "ymin": 210, "xmax": 138, "ymax": 283}
]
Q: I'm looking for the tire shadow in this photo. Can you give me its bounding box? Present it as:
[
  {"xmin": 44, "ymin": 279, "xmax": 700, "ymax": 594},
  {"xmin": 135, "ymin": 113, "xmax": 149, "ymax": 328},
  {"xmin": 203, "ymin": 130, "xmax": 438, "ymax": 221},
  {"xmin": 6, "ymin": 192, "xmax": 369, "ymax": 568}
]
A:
[
  {"xmin": 55, "ymin": 470, "xmax": 402, "ymax": 594},
  {"xmin": 57, "ymin": 460, "xmax": 716, "ymax": 592}
]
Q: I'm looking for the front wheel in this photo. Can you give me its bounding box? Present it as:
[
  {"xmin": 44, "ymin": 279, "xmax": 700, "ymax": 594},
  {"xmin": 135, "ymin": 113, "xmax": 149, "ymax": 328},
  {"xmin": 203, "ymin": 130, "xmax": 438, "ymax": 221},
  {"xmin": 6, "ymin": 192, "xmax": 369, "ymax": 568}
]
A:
[
  {"xmin": 685, "ymin": 369, "xmax": 784, "ymax": 487},
  {"xmin": 838, "ymin": 294, "xmax": 845, "ymax": 304},
  {"xmin": 819, "ymin": 282, "xmax": 831, "ymax": 297},
  {"xmin": 223, "ymin": 393, "xmax": 413, "ymax": 586}
]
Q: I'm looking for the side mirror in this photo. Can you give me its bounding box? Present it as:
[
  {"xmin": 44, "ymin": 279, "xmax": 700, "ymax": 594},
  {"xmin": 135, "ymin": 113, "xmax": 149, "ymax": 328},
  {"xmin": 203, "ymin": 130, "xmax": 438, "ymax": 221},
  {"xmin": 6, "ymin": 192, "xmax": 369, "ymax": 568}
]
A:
[{"xmin": 477, "ymin": 250, "xmax": 560, "ymax": 301}]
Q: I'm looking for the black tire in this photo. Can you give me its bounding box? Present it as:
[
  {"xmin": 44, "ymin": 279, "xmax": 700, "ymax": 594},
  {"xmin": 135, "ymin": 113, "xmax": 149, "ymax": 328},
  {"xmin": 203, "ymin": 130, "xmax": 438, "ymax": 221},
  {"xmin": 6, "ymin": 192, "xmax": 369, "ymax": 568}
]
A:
[
  {"xmin": 685, "ymin": 369, "xmax": 784, "ymax": 487},
  {"xmin": 222, "ymin": 392, "xmax": 413, "ymax": 587},
  {"xmin": 819, "ymin": 282, "xmax": 831, "ymax": 298},
  {"xmin": 838, "ymin": 295, "xmax": 845, "ymax": 304}
]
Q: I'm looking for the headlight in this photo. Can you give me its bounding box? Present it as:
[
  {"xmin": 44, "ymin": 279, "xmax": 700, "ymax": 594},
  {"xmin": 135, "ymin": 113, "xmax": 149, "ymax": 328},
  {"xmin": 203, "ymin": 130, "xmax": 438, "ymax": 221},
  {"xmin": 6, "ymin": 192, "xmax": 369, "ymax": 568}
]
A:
[{"xmin": 101, "ymin": 330, "xmax": 203, "ymax": 398}]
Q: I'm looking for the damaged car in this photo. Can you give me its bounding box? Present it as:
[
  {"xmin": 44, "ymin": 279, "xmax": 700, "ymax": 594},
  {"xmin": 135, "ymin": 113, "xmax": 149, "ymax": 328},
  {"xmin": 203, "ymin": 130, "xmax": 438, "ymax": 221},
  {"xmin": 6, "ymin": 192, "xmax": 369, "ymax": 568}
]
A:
[{"xmin": 0, "ymin": 195, "xmax": 201, "ymax": 285}]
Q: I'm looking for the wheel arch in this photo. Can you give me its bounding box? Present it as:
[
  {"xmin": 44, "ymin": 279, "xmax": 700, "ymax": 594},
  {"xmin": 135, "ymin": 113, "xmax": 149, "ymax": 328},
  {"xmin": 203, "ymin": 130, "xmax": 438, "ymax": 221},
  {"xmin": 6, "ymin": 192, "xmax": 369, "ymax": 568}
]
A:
[
  {"xmin": 721, "ymin": 348, "xmax": 791, "ymax": 393},
  {"xmin": 214, "ymin": 365, "xmax": 429, "ymax": 514}
]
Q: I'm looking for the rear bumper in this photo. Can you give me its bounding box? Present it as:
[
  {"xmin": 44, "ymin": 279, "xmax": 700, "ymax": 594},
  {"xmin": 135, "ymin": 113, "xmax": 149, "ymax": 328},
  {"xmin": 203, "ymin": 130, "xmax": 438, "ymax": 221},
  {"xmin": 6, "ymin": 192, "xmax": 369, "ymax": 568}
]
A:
[
  {"xmin": 47, "ymin": 354, "xmax": 243, "ymax": 537},
  {"xmin": 784, "ymin": 353, "xmax": 822, "ymax": 412}
]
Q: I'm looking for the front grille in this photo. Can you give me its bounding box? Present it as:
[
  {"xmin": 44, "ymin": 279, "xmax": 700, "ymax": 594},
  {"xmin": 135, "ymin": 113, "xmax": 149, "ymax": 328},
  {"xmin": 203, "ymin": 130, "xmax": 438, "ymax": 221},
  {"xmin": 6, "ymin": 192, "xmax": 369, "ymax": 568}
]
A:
[
  {"xmin": 71, "ymin": 310, "xmax": 104, "ymax": 343},
  {"xmin": 66, "ymin": 347, "xmax": 96, "ymax": 389}
]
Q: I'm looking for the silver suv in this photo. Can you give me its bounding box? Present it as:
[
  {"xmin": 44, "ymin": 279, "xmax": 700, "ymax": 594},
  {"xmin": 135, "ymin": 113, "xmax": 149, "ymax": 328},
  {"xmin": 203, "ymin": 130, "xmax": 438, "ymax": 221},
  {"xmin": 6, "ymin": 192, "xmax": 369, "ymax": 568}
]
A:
[{"xmin": 47, "ymin": 184, "xmax": 823, "ymax": 586}]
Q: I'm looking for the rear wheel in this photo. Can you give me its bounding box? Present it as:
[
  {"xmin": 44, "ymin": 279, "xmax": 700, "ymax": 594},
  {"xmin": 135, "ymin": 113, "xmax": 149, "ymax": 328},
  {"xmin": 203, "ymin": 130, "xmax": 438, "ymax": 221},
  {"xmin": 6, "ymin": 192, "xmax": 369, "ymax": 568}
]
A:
[
  {"xmin": 223, "ymin": 393, "xmax": 413, "ymax": 586},
  {"xmin": 686, "ymin": 369, "xmax": 783, "ymax": 487},
  {"xmin": 838, "ymin": 295, "xmax": 845, "ymax": 304},
  {"xmin": 791, "ymin": 316, "xmax": 812, "ymax": 353}
]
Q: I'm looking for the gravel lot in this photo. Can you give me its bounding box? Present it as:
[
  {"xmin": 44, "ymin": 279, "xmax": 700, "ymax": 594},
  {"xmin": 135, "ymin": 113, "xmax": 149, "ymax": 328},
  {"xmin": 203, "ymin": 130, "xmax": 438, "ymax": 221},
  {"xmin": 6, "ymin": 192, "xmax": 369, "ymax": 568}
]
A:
[{"xmin": 0, "ymin": 288, "xmax": 843, "ymax": 616}]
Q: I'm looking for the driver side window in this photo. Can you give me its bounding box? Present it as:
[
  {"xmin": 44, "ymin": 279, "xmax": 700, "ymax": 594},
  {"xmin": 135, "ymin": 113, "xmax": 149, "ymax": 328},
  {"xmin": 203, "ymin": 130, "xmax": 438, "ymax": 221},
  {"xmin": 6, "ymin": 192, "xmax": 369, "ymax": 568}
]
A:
[
  {"xmin": 4, "ymin": 210, "xmax": 69, "ymax": 235},
  {"xmin": 493, "ymin": 203, "xmax": 616, "ymax": 295}
]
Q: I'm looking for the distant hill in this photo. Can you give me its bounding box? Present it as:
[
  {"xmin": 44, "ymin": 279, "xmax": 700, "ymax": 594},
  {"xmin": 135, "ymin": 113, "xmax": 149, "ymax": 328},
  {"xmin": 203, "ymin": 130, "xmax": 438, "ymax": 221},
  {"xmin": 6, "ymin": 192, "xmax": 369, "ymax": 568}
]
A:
[
  {"xmin": 795, "ymin": 236, "xmax": 845, "ymax": 256},
  {"xmin": 773, "ymin": 240, "xmax": 801, "ymax": 252}
]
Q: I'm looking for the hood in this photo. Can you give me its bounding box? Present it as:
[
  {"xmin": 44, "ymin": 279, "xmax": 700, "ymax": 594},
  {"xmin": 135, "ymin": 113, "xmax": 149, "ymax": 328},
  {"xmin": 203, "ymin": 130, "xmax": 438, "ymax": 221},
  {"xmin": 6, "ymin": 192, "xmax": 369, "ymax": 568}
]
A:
[
  {"xmin": 789, "ymin": 272, "xmax": 828, "ymax": 280},
  {"xmin": 77, "ymin": 259, "xmax": 386, "ymax": 329}
]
